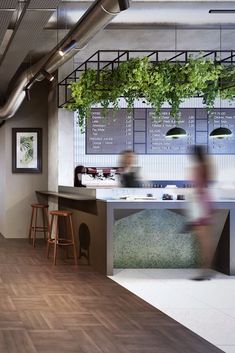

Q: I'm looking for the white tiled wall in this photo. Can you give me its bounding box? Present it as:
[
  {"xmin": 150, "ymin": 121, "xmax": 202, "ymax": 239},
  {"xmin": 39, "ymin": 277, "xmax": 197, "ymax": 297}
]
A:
[{"xmin": 74, "ymin": 98, "xmax": 235, "ymax": 181}]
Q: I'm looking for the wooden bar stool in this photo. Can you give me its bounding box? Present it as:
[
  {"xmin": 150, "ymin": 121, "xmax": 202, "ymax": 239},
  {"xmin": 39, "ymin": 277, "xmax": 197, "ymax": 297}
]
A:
[
  {"xmin": 47, "ymin": 210, "xmax": 78, "ymax": 265},
  {"xmin": 28, "ymin": 204, "xmax": 49, "ymax": 247}
]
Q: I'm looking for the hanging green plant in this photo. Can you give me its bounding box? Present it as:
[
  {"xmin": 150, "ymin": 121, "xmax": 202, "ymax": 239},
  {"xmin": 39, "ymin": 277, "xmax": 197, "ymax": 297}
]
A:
[
  {"xmin": 219, "ymin": 66, "xmax": 235, "ymax": 100},
  {"xmin": 186, "ymin": 58, "xmax": 222, "ymax": 110},
  {"xmin": 64, "ymin": 56, "xmax": 235, "ymax": 129}
]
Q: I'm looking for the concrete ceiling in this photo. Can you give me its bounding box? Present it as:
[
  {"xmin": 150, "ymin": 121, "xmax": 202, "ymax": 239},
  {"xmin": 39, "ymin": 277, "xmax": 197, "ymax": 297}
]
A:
[
  {"xmin": 1, "ymin": 0, "xmax": 235, "ymax": 95},
  {"xmin": 47, "ymin": 1, "xmax": 235, "ymax": 28}
]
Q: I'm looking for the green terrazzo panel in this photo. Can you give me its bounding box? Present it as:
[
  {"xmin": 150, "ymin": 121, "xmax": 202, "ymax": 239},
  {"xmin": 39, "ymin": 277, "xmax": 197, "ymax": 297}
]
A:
[{"xmin": 113, "ymin": 209, "xmax": 201, "ymax": 268}]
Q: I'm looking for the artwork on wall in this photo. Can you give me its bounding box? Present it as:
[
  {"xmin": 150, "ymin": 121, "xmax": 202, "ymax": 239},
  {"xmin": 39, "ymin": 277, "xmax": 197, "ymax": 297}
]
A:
[{"xmin": 12, "ymin": 128, "xmax": 42, "ymax": 173}]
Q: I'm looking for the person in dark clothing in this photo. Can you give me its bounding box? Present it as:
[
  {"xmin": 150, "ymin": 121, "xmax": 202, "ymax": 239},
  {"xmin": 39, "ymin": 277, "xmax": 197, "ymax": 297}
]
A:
[
  {"xmin": 74, "ymin": 165, "xmax": 87, "ymax": 187},
  {"xmin": 119, "ymin": 150, "xmax": 140, "ymax": 187}
]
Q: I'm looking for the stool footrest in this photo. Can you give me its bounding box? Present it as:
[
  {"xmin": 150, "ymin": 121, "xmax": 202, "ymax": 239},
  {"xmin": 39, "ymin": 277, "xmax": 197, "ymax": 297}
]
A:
[
  {"xmin": 48, "ymin": 238, "xmax": 74, "ymax": 246},
  {"xmin": 31, "ymin": 226, "xmax": 48, "ymax": 231}
]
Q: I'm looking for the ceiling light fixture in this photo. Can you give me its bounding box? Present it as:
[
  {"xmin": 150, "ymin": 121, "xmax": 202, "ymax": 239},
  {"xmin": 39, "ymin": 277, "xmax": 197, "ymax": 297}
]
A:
[
  {"xmin": 41, "ymin": 69, "xmax": 55, "ymax": 82},
  {"xmin": 165, "ymin": 127, "xmax": 187, "ymax": 139},
  {"xmin": 210, "ymin": 27, "xmax": 233, "ymax": 139},
  {"xmin": 209, "ymin": 9, "xmax": 235, "ymax": 14},
  {"xmin": 58, "ymin": 40, "xmax": 77, "ymax": 57},
  {"xmin": 165, "ymin": 27, "xmax": 187, "ymax": 140},
  {"xmin": 209, "ymin": 127, "xmax": 232, "ymax": 138}
]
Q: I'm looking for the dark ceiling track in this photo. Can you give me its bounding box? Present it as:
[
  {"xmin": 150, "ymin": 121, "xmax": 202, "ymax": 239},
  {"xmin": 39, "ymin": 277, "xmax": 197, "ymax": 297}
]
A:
[
  {"xmin": 58, "ymin": 49, "xmax": 235, "ymax": 108},
  {"xmin": 0, "ymin": 0, "xmax": 130, "ymax": 123},
  {"xmin": 209, "ymin": 9, "xmax": 235, "ymax": 14}
]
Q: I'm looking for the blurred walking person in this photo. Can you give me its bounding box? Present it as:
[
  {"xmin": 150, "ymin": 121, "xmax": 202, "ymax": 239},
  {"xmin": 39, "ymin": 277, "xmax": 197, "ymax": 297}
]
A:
[
  {"xmin": 119, "ymin": 150, "xmax": 140, "ymax": 188},
  {"xmin": 187, "ymin": 145, "xmax": 215, "ymax": 280}
]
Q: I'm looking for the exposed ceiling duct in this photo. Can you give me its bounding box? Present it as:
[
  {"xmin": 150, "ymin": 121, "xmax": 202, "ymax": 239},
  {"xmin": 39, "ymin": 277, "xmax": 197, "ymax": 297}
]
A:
[
  {"xmin": 0, "ymin": 0, "xmax": 61, "ymax": 94},
  {"xmin": 0, "ymin": 0, "xmax": 130, "ymax": 122}
]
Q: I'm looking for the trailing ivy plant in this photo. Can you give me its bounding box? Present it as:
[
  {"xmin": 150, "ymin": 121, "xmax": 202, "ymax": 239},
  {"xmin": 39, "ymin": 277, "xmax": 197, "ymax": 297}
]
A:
[
  {"xmin": 219, "ymin": 66, "xmax": 235, "ymax": 100},
  {"xmin": 65, "ymin": 56, "xmax": 235, "ymax": 129}
]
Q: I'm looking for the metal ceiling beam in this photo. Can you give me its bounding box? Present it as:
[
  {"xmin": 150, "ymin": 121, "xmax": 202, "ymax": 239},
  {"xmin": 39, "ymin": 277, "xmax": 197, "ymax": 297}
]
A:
[
  {"xmin": 0, "ymin": 0, "xmax": 17, "ymax": 49},
  {"xmin": 0, "ymin": 11, "xmax": 15, "ymax": 47},
  {"xmin": 0, "ymin": 1, "xmax": 17, "ymax": 9},
  {"xmin": 0, "ymin": 0, "xmax": 62, "ymax": 94}
]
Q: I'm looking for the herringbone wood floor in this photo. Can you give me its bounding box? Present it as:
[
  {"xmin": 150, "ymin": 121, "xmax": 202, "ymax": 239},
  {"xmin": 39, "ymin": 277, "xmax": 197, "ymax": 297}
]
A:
[{"xmin": 0, "ymin": 237, "xmax": 223, "ymax": 353}]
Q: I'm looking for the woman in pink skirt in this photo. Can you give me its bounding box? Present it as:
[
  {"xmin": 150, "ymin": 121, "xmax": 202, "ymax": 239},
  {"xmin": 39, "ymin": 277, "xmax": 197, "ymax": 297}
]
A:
[{"xmin": 189, "ymin": 145, "xmax": 214, "ymax": 280}]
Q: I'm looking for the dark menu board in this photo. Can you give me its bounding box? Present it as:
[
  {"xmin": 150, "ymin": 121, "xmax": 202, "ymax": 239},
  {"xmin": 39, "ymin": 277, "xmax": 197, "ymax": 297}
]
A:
[
  {"xmin": 195, "ymin": 108, "xmax": 208, "ymax": 145},
  {"xmin": 146, "ymin": 108, "xmax": 195, "ymax": 154},
  {"xmin": 208, "ymin": 109, "xmax": 235, "ymax": 154},
  {"xmin": 85, "ymin": 107, "xmax": 235, "ymax": 155},
  {"xmin": 86, "ymin": 108, "xmax": 133, "ymax": 154}
]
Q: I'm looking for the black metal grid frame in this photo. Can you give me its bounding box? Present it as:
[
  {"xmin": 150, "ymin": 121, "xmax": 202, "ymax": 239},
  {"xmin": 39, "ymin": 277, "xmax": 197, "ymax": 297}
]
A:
[{"xmin": 58, "ymin": 49, "xmax": 235, "ymax": 108}]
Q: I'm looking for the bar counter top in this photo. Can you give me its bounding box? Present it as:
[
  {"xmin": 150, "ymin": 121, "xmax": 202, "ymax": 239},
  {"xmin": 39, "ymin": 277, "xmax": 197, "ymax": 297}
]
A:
[
  {"xmin": 36, "ymin": 190, "xmax": 96, "ymax": 201},
  {"xmin": 37, "ymin": 189, "xmax": 235, "ymax": 204},
  {"xmin": 36, "ymin": 186, "xmax": 235, "ymax": 276}
]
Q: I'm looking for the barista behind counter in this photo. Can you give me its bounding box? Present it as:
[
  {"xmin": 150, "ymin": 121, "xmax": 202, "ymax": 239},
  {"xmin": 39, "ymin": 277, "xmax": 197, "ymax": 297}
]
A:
[
  {"xmin": 74, "ymin": 165, "xmax": 87, "ymax": 187},
  {"xmin": 119, "ymin": 150, "xmax": 141, "ymax": 188}
]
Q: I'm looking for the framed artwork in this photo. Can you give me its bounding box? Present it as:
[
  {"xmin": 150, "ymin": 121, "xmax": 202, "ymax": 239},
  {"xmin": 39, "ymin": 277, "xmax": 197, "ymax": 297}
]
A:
[{"xmin": 12, "ymin": 128, "xmax": 42, "ymax": 173}]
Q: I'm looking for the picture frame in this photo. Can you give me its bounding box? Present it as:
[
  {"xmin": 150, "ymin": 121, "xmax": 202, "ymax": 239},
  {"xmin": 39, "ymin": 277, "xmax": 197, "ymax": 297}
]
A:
[{"xmin": 12, "ymin": 128, "xmax": 42, "ymax": 173}]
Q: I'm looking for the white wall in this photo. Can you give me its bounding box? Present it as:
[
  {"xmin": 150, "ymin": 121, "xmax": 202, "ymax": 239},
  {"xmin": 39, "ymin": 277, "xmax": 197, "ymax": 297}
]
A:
[
  {"xmin": 0, "ymin": 124, "xmax": 6, "ymax": 235},
  {"xmin": 74, "ymin": 128, "xmax": 235, "ymax": 182},
  {"xmin": 48, "ymin": 78, "xmax": 59, "ymax": 192},
  {"xmin": 0, "ymin": 82, "xmax": 48, "ymax": 238},
  {"xmin": 58, "ymin": 109, "xmax": 74, "ymax": 186}
]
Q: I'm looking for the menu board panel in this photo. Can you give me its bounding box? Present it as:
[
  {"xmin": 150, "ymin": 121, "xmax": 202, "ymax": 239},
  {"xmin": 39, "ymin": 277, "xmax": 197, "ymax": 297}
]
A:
[
  {"xmin": 208, "ymin": 109, "xmax": 235, "ymax": 154},
  {"xmin": 86, "ymin": 108, "xmax": 133, "ymax": 154},
  {"xmin": 85, "ymin": 107, "xmax": 235, "ymax": 155},
  {"xmin": 146, "ymin": 109, "xmax": 195, "ymax": 154},
  {"xmin": 195, "ymin": 108, "xmax": 208, "ymax": 146}
]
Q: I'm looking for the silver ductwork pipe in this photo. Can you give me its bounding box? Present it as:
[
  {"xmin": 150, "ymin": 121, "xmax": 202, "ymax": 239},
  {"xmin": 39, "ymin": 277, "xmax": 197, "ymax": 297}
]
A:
[{"xmin": 0, "ymin": 0, "xmax": 130, "ymax": 122}]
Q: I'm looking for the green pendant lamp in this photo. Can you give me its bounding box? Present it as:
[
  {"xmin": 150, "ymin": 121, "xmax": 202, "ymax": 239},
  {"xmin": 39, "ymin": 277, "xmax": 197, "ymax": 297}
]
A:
[
  {"xmin": 209, "ymin": 28, "xmax": 233, "ymax": 140},
  {"xmin": 165, "ymin": 127, "xmax": 187, "ymax": 139},
  {"xmin": 209, "ymin": 127, "xmax": 232, "ymax": 139}
]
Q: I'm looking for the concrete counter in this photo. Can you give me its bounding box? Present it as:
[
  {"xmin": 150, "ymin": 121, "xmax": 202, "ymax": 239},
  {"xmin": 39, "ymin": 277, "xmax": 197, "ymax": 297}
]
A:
[{"xmin": 37, "ymin": 188, "xmax": 234, "ymax": 276}]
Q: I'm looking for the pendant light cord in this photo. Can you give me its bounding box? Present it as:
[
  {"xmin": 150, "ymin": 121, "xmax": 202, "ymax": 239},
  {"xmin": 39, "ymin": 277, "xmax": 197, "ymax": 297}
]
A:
[
  {"xmin": 220, "ymin": 25, "xmax": 222, "ymax": 127},
  {"xmin": 175, "ymin": 24, "xmax": 177, "ymax": 54}
]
